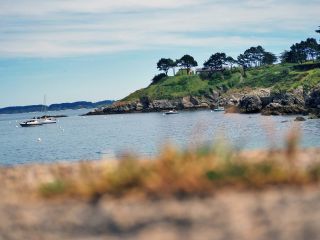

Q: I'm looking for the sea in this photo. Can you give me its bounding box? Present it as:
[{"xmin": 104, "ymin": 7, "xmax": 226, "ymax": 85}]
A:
[{"xmin": 0, "ymin": 109, "xmax": 320, "ymax": 166}]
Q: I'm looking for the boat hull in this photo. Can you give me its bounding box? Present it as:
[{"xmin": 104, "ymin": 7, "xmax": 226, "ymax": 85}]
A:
[
  {"xmin": 20, "ymin": 123, "xmax": 43, "ymax": 127},
  {"xmin": 164, "ymin": 110, "xmax": 178, "ymax": 115},
  {"xmin": 164, "ymin": 112, "xmax": 178, "ymax": 115},
  {"xmin": 41, "ymin": 120, "xmax": 57, "ymax": 124}
]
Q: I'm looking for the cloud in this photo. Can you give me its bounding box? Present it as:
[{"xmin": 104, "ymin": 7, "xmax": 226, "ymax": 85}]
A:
[{"xmin": 0, "ymin": 0, "xmax": 319, "ymax": 57}]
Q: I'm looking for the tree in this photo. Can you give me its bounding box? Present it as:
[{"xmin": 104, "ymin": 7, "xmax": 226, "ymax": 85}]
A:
[
  {"xmin": 151, "ymin": 73, "xmax": 167, "ymax": 85},
  {"xmin": 157, "ymin": 58, "xmax": 174, "ymax": 75},
  {"xmin": 281, "ymin": 43, "xmax": 305, "ymax": 64},
  {"xmin": 279, "ymin": 29, "xmax": 320, "ymax": 64},
  {"xmin": 225, "ymin": 56, "xmax": 236, "ymax": 70},
  {"xmin": 177, "ymin": 55, "xmax": 198, "ymax": 74},
  {"xmin": 281, "ymin": 38, "xmax": 320, "ymax": 64},
  {"xmin": 203, "ymin": 52, "xmax": 226, "ymax": 72},
  {"xmin": 237, "ymin": 53, "xmax": 250, "ymax": 75},
  {"xmin": 244, "ymin": 46, "xmax": 266, "ymax": 67},
  {"xmin": 280, "ymin": 51, "xmax": 294, "ymax": 63},
  {"xmin": 262, "ymin": 52, "xmax": 277, "ymax": 65},
  {"xmin": 303, "ymin": 38, "xmax": 319, "ymax": 61},
  {"xmin": 170, "ymin": 60, "xmax": 178, "ymax": 76}
]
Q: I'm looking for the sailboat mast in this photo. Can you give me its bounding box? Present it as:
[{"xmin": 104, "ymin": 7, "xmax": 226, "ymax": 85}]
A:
[{"xmin": 41, "ymin": 94, "xmax": 47, "ymax": 115}]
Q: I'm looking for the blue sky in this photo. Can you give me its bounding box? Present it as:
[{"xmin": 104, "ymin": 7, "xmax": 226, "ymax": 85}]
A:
[{"xmin": 0, "ymin": 0, "xmax": 319, "ymax": 107}]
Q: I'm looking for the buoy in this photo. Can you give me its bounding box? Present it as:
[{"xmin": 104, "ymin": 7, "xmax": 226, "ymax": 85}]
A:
[{"xmin": 37, "ymin": 138, "xmax": 42, "ymax": 142}]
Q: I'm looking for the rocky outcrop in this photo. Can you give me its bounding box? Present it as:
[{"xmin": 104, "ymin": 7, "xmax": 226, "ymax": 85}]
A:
[
  {"xmin": 86, "ymin": 85, "xmax": 320, "ymax": 116},
  {"xmin": 262, "ymin": 102, "xmax": 306, "ymax": 115},
  {"xmin": 261, "ymin": 87, "xmax": 306, "ymax": 115},
  {"xmin": 238, "ymin": 95, "xmax": 263, "ymax": 113},
  {"xmin": 237, "ymin": 89, "xmax": 271, "ymax": 114},
  {"xmin": 306, "ymin": 86, "xmax": 320, "ymax": 109},
  {"xmin": 305, "ymin": 84, "xmax": 320, "ymax": 118},
  {"xmin": 86, "ymin": 95, "xmax": 219, "ymax": 115}
]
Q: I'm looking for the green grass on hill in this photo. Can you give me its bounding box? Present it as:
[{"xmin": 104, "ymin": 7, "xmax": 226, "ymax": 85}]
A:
[{"xmin": 123, "ymin": 63, "xmax": 320, "ymax": 101}]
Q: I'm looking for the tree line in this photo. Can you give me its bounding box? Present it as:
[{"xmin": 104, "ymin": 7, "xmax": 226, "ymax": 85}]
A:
[
  {"xmin": 157, "ymin": 45, "xmax": 278, "ymax": 78},
  {"xmin": 280, "ymin": 26, "xmax": 320, "ymax": 63},
  {"xmin": 154, "ymin": 26, "xmax": 320, "ymax": 83}
]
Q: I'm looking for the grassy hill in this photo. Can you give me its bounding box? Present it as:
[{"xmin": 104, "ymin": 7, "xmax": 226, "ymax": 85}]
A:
[{"xmin": 123, "ymin": 63, "xmax": 320, "ymax": 101}]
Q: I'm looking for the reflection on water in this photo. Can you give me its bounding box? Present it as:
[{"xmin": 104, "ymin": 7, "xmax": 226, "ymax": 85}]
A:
[{"xmin": 0, "ymin": 109, "xmax": 320, "ymax": 165}]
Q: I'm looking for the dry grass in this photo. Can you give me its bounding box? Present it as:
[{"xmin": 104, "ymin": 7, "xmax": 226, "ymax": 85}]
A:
[{"xmin": 39, "ymin": 131, "xmax": 320, "ymax": 200}]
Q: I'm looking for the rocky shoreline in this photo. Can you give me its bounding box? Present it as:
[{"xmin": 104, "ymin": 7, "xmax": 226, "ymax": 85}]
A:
[{"xmin": 86, "ymin": 84, "xmax": 320, "ymax": 118}]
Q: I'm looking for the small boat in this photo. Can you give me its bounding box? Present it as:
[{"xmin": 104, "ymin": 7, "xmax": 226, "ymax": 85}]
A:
[
  {"xmin": 39, "ymin": 95, "xmax": 57, "ymax": 124},
  {"xmin": 164, "ymin": 110, "xmax": 178, "ymax": 115},
  {"xmin": 41, "ymin": 117, "xmax": 57, "ymax": 124},
  {"xmin": 19, "ymin": 119, "xmax": 43, "ymax": 127},
  {"xmin": 213, "ymin": 107, "xmax": 225, "ymax": 112}
]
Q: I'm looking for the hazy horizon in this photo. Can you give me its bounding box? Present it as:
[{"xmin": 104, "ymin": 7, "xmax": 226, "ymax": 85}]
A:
[{"xmin": 1, "ymin": 0, "xmax": 319, "ymax": 108}]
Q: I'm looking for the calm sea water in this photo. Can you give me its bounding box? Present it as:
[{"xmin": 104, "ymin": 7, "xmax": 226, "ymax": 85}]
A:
[{"xmin": 0, "ymin": 109, "xmax": 320, "ymax": 166}]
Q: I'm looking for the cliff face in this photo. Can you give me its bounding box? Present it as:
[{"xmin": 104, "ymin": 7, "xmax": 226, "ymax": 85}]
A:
[{"xmin": 86, "ymin": 84, "xmax": 320, "ymax": 117}]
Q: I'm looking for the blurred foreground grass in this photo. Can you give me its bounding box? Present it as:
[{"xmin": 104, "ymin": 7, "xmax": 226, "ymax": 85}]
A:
[{"xmin": 39, "ymin": 129, "xmax": 320, "ymax": 200}]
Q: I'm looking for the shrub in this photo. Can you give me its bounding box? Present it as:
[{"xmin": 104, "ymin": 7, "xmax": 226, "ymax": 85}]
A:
[
  {"xmin": 211, "ymin": 72, "xmax": 224, "ymax": 81},
  {"xmin": 281, "ymin": 68, "xmax": 290, "ymax": 76},
  {"xmin": 151, "ymin": 73, "xmax": 167, "ymax": 85}
]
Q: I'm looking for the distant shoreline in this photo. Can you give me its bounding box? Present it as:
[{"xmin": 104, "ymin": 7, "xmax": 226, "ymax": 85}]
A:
[{"xmin": 0, "ymin": 100, "xmax": 114, "ymax": 115}]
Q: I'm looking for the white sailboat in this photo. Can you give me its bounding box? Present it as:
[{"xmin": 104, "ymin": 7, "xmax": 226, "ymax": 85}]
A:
[{"xmin": 40, "ymin": 95, "xmax": 57, "ymax": 124}]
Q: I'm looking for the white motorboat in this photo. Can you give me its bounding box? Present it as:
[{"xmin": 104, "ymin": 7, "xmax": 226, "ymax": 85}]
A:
[
  {"xmin": 19, "ymin": 119, "xmax": 43, "ymax": 127},
  {"xmin": 164, "ymin": 110, "xmax": 178, "ymax": 115},
  {"xmin": 213, "ymin": 107, "xmax": 225, "ymax": 112}
]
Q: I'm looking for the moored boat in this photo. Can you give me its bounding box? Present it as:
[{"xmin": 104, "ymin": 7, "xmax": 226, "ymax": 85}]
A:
[
  {"xmin": 164, "ymin": 110, "xmax": 178, "ymax": 115},
  {"xmin": 213, "ymin": 107, "xmax": 225, "ymax": 112},
  {"xmin": 41, "ymin": 117, "xmax": 57, "ymax": 124},
  {"xmin": 19, "ymin": 119, "xmax": 43, "ymax": 127}
]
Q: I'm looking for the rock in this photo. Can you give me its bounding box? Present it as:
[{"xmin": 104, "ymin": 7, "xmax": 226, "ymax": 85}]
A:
[
  {"xmin": 273, "ymin": 86, "xmax": 305, "ymax": 107},
  {"xmin": 210, "ymin": 90, "xmax": 220, "ymax": 99},
  {"xmin": 261, "ymin": 103, "xmax": 283, "ymax": 115},
  {"xmin": 254, "ymin": 89, "xmax": 272, "ymax": 108},
  {"xmin": 308, "ymin": 113, "xmax": 320, "ymax": 119},
  {"xmin": 262, "ymin": 102, "xmax": 306, "ymax": 116},
  {"xmin": 182, "ymin": 96, "xmax": 194, "ymax": 108},
  {"xmin": 306, "ymin": 84, "xmax": 320, "ymax": 110},
  {"xmin": 139, "ymin": 96, "xmax": 151, "ymax": 109},
  {"xmin": 152, "ymin": 100, "xmax": 173, "ymax": 110},
  {"xmin": 227, "ymin": 95, "xmax": 240, "ymax": 106},
  {"xmin": 261, "ymin": 87, "xmax": 306, "ymax": 115},
  {"xmin": 135, "ymin": 103, "xmax": 144, "ymax": 111},
  {"xmin": 190, "ymin": 96, "xmax": 201, "ymax": 105},
  {"xmin": 294, "ymin": 116, "xmax": 306, "ymax": 121},
  {"xmin": 238, "ymin": 95, "xmax": 262, "ymax": 113}
]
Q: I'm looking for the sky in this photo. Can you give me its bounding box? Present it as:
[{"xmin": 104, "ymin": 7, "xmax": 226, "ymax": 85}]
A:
[{"xmin": 0, "ymin": 0, "xmax": 319, "ymax": 108}]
